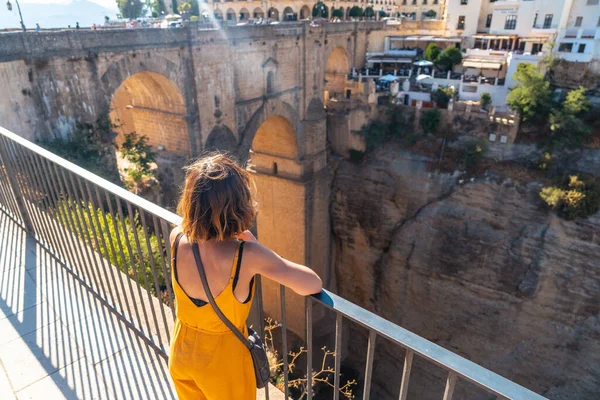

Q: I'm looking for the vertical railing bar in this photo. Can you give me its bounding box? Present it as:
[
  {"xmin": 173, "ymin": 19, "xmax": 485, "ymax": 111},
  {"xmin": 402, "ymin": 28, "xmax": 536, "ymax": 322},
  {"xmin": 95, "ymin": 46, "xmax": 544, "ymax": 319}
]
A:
[
  {"xmin": 81, "ymin": 179, "xmax": 124, "ymax": 309},
  {"xmin": 72, "ymin": 173, "xmax": 115, "ymax": 299},
  {"xmin": 442, "ymin": 371, "xmax": 457, "ymax": 400},
  {"xmin": 306, "ymin": 297, "xmax": 313, "ymax": 400},
  {"xmin": 398, "ymin": 350, "xmax": 414, "ymax": 400},
  {"xmin": 363, "ymin": 330, "xmax": 377, "ymax": 400},
  {"xmin": 254, "ymin": 275, "xmax": 269, "ymax": 400},
  {"xmin": 138, "ymin": 210, "xmax": 171, "ymax": 346},
  {"xmin": 103, "ymin": 188, "xmax": 137, "ymax": 323},
  {"xmin": 0, "ymin": 154, "xmax": 22, "ymax": 220},
  {"xmin": 0, "ymin": 146, "xmax": 22, "ymax": 218},
  {"xmin": 27, "ymin": 150, "xmax": 82, "ymax": 271},
  {"xmin": 115, "ymin": 196, "xmax": 153, "ymax": 336},
  {"xmin": 158, "ymin": 218, "xmax": 177, "ymax": 318},
  {"xmin": 333, "ymin": 313, "xmax": 343, "ymax": 400},
  {"xmin": 51, "ymin": 161, "xmax": 103, "ymax": 288},
  {"xmin": 0, "ymin": 138, "xmax": 47, "ymax": 239},
  {"xmin": 153, "ymin": 216, "xmax": 175, "ymax": 327},
  {"xmin": 0, "ymin": 137, "xmax": 34, "ymax": 233},
  {"xmin": 280, "ymin": 285, "xmax": 289, "ymax": 399},
  {"xmin": 124, "ymin": 201, "xmax": 163, "ymax": 348},
  {"xmin": 0, "ymin": 141, "xmax": 46, "ymax": 239},
  {"xmin": 91, "ymin": 185, "xmax": 128, "ymax": 314},
  {"xmin": 28, "ymin": 148, "xmax": 86, "ymax": 272},
  {"xmin": 7, "ymin": 141, "xmax": 62, "ymax": 253},
  {"xmin": 60, "ymin": 168, "xmax": 107, "ymax": 294}
]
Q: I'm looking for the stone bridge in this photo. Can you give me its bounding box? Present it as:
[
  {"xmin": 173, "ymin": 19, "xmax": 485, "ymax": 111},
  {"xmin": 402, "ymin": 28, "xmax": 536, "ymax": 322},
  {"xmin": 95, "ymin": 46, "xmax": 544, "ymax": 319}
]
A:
[{"xmin": 0, "ymin": 22, "xmax": 430, "ymax": 298}]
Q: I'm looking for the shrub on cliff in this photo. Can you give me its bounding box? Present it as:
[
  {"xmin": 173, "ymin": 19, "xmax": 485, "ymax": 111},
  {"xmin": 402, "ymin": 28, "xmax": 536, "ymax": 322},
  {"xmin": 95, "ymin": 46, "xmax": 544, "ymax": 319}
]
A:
[
  {"xmin": 38, "ymin": 114, "xmax": 120, "ymax": 184},
  {"xmin": 540, "ymin": 174, "xmax": 600, "ymax": 220},
  {"xmin": 507, "ymin": 63, "xmax": 553, "ymax": 123},
  {"xmin": 462, "ymin": 137, "xmax": 488, "ymax": 172},
  {"xmin": 420, "ymin": 107, "xmax": 441, "ymax": 135},
  {"xmin": 431, "ymin": 87, "xmax": 454, "ymax": 108},
  {"xmin": 480, "ymin": 92, "xmax": 492, "ymax": 110}
]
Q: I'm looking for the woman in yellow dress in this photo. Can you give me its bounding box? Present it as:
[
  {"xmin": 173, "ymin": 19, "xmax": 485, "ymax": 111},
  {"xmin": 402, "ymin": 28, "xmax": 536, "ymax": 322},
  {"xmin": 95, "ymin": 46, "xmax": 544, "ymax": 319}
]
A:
[{"xmin": 168, "ymin": 153, "xmax": 322, "ymax": 400}]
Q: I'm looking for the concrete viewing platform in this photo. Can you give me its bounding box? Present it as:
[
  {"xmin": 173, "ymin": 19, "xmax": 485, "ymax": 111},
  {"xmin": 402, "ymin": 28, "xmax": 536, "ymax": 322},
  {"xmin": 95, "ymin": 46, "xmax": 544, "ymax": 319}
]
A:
[{"xmin": 0, "ymin": 211, "xmax": 176, "ymax": 399}]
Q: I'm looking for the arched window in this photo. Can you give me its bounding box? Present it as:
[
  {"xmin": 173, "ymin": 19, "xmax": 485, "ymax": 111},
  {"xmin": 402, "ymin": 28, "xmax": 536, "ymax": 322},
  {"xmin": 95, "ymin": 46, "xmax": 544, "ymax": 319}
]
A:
[{"xmin": 266, "ymin": 71, "xmax": 274, "ymax": 95}]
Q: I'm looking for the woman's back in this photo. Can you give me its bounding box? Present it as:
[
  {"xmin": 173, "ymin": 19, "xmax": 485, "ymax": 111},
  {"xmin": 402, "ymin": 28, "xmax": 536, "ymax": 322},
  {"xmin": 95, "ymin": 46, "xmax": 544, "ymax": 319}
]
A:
[{"xmin": 168, "ymin": 154, "xmax": 322, "ymax": 400}]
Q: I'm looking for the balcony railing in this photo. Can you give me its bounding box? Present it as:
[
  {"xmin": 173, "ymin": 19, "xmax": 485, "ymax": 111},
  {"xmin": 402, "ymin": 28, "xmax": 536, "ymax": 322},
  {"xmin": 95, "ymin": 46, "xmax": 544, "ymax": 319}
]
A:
[{"xmin": 0, "ymin": 125, "xmax": 548, "ymax": 400}]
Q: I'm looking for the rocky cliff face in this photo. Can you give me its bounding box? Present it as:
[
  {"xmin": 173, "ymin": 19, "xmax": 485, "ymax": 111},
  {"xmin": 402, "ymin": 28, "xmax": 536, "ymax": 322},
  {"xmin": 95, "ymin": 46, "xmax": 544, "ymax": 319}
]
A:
[{"xmin": 330, "ymin": 146, "xmax": 600, "ymax": 399}]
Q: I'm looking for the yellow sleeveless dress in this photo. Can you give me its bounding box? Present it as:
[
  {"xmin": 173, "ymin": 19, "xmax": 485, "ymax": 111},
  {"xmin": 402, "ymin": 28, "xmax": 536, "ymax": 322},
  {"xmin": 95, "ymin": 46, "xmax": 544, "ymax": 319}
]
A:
[{"xmin": 169, "ymin": 237, "xmax": 256, "ymax": 400}]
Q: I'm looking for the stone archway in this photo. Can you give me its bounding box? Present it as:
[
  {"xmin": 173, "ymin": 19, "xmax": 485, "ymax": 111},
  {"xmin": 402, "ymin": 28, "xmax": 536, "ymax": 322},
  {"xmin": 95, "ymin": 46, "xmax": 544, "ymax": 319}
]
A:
[
  {"xmin": 239, "ymin": 7, "xmax": 250, "ymax": 20},
  {"xmin": 253, "ymin": 7, "xmax": 264, "ymax": 18},
  {"xmin": 109, "ymin": 71, "xmax": 190, "ymax": 156},
  {"xmin": 205, "ymin": 125, "xmax": 237, "ymax": 153},
  {"xmin": 300, "ymin": 5, "xmax": 311, "ymax": 19},
  {"xmin": 324, "ymin": 46, "xmax": 351, "ymax": 102},
  {"xmin": 226, "ymin": 8, "xmax": 236, "ymax": 21},
  {"xmin": 268, "ymin": 7, "xmax": 279, "ymax": 20},
  {"xmin": 283, "ymin": 6, "xmax": 296, "ymax": 21}
]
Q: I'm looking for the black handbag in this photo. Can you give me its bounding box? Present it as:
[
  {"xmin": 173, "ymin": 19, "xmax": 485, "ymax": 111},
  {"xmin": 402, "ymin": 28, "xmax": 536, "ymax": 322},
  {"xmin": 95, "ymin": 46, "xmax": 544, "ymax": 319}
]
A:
[{"xmin": 191, "ymin": 242, "xmax": 271, "ymax": 389}]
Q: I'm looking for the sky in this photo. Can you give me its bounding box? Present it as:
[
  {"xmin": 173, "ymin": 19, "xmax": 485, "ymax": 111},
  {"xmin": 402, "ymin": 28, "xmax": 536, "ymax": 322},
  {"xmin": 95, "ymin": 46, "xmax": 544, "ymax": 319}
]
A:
[{"xmin": 0, "ymin": 0, "xmax": 123, "ymax": 29}]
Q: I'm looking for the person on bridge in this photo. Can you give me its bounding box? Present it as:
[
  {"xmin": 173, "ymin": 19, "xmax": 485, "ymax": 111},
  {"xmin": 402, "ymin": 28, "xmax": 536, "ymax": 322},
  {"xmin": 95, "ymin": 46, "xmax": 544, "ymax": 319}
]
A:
[{"xmin": 169, "ymin": 153, "xmax": 322, "ymax": 400}]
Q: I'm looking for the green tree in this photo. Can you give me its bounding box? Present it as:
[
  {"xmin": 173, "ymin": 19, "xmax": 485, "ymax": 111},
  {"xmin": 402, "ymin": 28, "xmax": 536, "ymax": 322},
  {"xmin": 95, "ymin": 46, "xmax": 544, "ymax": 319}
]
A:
[
  {"xmin": 312, "ymin": 2, "xmax": 329, "ymax": 18},
  {"xmin": 150, "ymin": 0, "xmax": 166, "ymax": 16},
  {"xmin": 178, "ymin": 1, "xmax": 192, "ymax": 17},
  {"xmin": 171, "ymin": 0, "xmax": 178, "ymax": 14},
  {"xmin": 435, "ymin": 47, "xmax": 463, "ymax": 70},
  {"xmin": 378, "ymin": 10, "xmax": 387, "ymax": 18},
  {"xmin": 431, "ymin": 87, "xmax": 454, "ymax": 108},
  {"xmin": 540, "ymin": 174, "xmax": 600, "ymax": 220},
  {"xmin": 563, "ymin": 86, "xmax": 590, "ymax": 115},
  {"xmin": 363, "ymin": 6, "xmax": 374, "ymax": 18},
  {"xmin": 480, "ymin": 92, "xmax": 492, "ymax": 109},
  {"xmin": 548, "ymin": 86, "xmax": 592, "ymax": 148},
  {"xmin": 424, "ymin": 43, "xmax": 441, "ymax": 62},
  {"xmin": 117, "ymin": 0, "xmax": 146, "ymax": 19},
  {"xmin": 120, "ymin": 132, "xmax": 157, "ymax": 194},
  {"xmin": 349, "ymin": 6, "xmax": 363, "ymax": 18},
  {"xmin": 332, "ymin": 8, "xmax": 344, "ymax": 19},
  {"xmin": 420, "ymin": 107, "xmax": 441, "ymax": 134},
  {"xmin": 506, "ymin": 63, "xmax": 553, "ymax": 123}
]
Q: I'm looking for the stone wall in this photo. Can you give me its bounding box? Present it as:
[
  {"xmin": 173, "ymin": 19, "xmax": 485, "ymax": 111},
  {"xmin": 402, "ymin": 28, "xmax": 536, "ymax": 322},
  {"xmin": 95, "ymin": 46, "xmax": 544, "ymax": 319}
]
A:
[{"xmin": 331, "ymin": 145, "xmax": 600, "ymax": 399}]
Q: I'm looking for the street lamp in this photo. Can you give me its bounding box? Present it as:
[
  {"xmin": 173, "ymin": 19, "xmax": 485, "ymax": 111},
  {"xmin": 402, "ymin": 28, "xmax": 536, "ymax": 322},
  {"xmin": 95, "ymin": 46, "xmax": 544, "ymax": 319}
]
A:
[{"xmin": 6, "ymin": 0, "xmax": 26, "ymax": 32}]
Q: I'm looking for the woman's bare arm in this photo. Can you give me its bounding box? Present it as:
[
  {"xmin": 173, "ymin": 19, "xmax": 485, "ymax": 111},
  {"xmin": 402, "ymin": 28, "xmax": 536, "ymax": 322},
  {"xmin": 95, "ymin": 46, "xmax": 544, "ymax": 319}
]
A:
[{"xmin": 238, "ymin": 231, "xmax": 322, "ymax": 296}]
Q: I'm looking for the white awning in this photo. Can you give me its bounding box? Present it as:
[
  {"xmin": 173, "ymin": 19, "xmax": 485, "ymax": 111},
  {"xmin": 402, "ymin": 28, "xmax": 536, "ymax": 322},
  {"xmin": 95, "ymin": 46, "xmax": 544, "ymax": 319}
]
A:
[
  {"xmin": 519, "ymin": 36, "xmax": 552, "ymax": 42},
  {"xmin": 367, "ymin": 57, "xmax": 413, "ymax": 64},
  {"xmin": 392, "ymin": 36, "xmax": 462, "ymax": 43},
  {"xmin": 463, "ymin": 60, "xmax": 503, "ymax": 69},
  {"xmin": 472, "ymin": 34, "xmax": 517, "ymax": 40}
]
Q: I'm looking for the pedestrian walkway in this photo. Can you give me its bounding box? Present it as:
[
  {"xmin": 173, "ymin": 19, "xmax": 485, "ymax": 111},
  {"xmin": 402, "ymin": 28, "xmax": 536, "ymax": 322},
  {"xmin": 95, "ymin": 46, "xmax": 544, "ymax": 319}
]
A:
[{"xmin": 0, "ymin": 211, "xmax": 176, "ymax": 399}]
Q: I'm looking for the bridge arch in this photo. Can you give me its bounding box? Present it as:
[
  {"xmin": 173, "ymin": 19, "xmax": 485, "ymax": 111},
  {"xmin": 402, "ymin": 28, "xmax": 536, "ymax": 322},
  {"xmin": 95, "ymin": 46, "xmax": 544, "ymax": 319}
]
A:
[
  {"xmin": 238, "ymin": 98, "xmax": 299, "ymax": 161},
  {"xmin": 205, "ymin": 125, "xmax": 237, "ymax": 153},
  {"xmin": 107, "ymin": 71, "xmax": 190, "ymax": 156},
  {"xmin": 324, "ymin": 46, "xmax": 351, "ymax": 102}
]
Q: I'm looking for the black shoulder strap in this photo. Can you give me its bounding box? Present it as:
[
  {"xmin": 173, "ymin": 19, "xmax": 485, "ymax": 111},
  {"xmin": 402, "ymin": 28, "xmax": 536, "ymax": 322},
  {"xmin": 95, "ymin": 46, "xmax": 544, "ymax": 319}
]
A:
[{"xmin": 191, "ymin": 242, "xmax": 251, "ymax": 350}]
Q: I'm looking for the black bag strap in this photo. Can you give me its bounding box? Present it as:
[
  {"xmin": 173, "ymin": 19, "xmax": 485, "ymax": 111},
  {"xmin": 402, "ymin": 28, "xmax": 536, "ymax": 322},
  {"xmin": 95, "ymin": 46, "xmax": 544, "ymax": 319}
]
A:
[{"xmin": 191, "ymin": 242, "xmax": 252, "ymax": 350}]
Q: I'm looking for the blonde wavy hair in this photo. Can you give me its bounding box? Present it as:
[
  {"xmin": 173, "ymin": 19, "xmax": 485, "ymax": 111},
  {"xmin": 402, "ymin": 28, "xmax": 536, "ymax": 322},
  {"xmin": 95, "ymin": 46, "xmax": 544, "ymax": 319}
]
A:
[{"xmin": 177, "ymin": 153, "xmax": 256, "ymax": 242}]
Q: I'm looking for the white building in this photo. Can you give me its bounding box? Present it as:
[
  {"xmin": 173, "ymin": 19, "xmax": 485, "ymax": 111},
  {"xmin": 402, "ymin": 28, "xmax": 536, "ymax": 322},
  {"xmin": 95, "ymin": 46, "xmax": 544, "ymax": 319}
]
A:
[{"xmin": 555, "ymin": 0, "xmax": 600, "ymax": 67}]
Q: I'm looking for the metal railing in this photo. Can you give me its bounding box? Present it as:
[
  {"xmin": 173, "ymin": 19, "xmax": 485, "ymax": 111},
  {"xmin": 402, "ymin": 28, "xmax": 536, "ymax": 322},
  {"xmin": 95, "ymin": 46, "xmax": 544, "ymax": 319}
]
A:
[{"xmin": 0, "ymin": 126, "xmax": 547, "ymax": 400}]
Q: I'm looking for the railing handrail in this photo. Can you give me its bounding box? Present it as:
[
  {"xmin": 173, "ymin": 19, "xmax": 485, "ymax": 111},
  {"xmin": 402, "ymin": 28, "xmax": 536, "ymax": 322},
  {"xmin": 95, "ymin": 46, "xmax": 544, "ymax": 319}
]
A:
[
  {"xmin": 312, "ymin": 290, "xmax": 547, "ymax": 400},
  {"xmin": 0, "ymin": 127, "xmax": 181, "ymax": 226}
]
